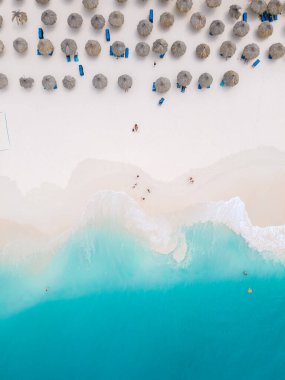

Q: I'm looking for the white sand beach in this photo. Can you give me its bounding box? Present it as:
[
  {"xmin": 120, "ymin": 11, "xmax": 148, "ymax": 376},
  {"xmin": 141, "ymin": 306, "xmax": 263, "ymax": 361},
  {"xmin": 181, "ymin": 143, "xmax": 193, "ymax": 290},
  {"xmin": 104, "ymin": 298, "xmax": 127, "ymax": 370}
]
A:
[{"xmin": 0, "ymin": 0, "xmax": 285, "ymax": 254}]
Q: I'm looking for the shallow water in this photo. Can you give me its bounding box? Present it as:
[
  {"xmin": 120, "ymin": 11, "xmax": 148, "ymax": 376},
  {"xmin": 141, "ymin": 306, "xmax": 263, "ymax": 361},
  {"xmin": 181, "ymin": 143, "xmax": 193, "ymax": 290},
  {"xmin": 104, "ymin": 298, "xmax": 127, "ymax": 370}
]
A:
[{"xmin": 0, "ymin": 223, "xmax": 285, "ymax": 379}]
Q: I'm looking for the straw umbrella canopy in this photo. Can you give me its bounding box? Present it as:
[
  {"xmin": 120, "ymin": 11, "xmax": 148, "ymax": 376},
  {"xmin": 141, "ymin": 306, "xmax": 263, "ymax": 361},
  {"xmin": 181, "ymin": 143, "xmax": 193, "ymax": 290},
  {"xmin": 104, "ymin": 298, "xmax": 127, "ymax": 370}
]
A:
[
  {"xmin": 196, "ymin": 43, "xmax": 210, "ymax": 59},
  {"xmin": 250, "ymin": 0, "xmax": 267, "ymax": 15},
  {"xmin": 36, "ymin": 0, "xmax": 50, "ymax": 4},
  {"xmin": 229, "ymin": 4, "xmax": 242, "ymax": 19},
  {"xmin": 198, "ymin": 73, "xmax": 213, "ymax": 88},
  {"xmin": 0, "ymin": 74, "xmax": 8, "ymax": 89},
  {"xmin": 135, "ymin": 42, "xmax": 150, "ymax": 57},
  {"xmin": 67, "ymin": 13, "xmax": 83, "ymax": 29},
  {"xmin": 0, "ymin": 40, "xmax": 4, "ymax": 55},
  {"xmin": 206, "ymin": 0, "xmax": 222, "ymax": 7},
  {"xmin": 118, "ymin": 74, "xmax": 133, "ymax": 91},
  {"xmin": 242, "ymin": 43, "xmax": 260, "ymax": 61},
  {"xmin": 41, "ymin": 10, "xmax": 57, "ymax": 25},
  {"xmin": 190, "ymin": 12, "xmax": 206, "ymax": 30},
  {"xmin": 257, "ymin": 22, "xmax": 273, "ymax": 38},
  {"xmin": 177, "ymin": 70, "xmax": 192, "ymax": 87},
  {"xmin": 223, "ymin": 70, "xmax": 239, "ymax": 87},
  {"xmin": 137, "ymin": 19, "xmax": 153, "ymax": 37},
  {"xmin": 37, "ymin": 39, "xmax": 54, "ymax": 56},
  {"xmin": 61, "ymin": 39, "xmax": 77, "ymax": 56},
  {"xmin": 91, "ymin": 15, "xmax": 105, "ymax": 30},
  {"xmin": 19, "ymin": 77, "xmax": 34, "ymax": 89},
  {"xmin": 268, "ymin": 0, "xmax": 283, "ymax": 15},
  {"xmin": 109, "ymin": 11, "xmax": 124, "ymax": 28},
  {"xmin": 171, "ymin": 41, "xmax": 186, "ymax": 57},
  {"xmin": 160, "ymin": 12, "xmax": 174, "ymax": 28},
  {"xmin": 219, "ymin": 40, "xmax": 236, "ymax": 59},
  {"xmin": 62, "ymin": 75, "xmax": 76, "ymax": 90},
  {"xmin": 233, "ymin": 21, "xmax": 250, "ymax": 37},
  {"xmin": 176, "ymin": 0, "xmax": 193, "ymax": 13},
  {"xmin": 152, "ymin": 39, "xmax": 168, "ymax": 55},
  {"xmin": 112, "ymin": 41, "xmax": 126, "ymax": 57},
  {"xmin": 269, "ymin": 43, "xmax": 285, "ymax": 59},
  {"xmin": 117, "ymin": 0, "xmax": 127, "ymax": 2},
  {"xmin": 82, "ymin": 0, "xmax": 99, "ymax": 10},
  {"xmin": 155, "ymin": 77, "xmax": 171, "ymax": 93},
  {"xmin": 92, "ymin": 74, "xmax": 108, "ymax": 89},
  {"xmin": 42, "ymin": 75, "xmax": 57, "ymax": 91},
  {"xmin": 209, "ymin": 20, "xmax": 225, "ymax": 36},
  {"xmin": 13, "ymin": 38, "xmax": 28, "ymax": 54},
  {"xmin": 85, "ymin": 40, "xmax": 101, "ymax": 56}
]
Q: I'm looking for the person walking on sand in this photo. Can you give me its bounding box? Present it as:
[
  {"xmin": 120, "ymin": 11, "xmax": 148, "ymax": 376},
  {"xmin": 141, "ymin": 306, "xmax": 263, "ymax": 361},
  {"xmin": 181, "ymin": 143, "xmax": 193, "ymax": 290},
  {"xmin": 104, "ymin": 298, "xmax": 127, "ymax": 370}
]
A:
[{"xmin": 132, "ymin": 124, "xmax": 139, "ymax": 133}]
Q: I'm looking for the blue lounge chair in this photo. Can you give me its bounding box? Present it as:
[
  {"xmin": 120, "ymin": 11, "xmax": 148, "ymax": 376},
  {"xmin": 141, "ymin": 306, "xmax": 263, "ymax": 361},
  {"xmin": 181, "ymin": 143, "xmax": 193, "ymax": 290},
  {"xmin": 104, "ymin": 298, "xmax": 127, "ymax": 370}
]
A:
[
  {"xmin": 242, "ymin": 12, "xmax": 247, "ymax": 22},
  {"xmin": 220, "ymin": 80, "xmax": 225, "ymax": 87},
  {"xmin": 198, "ymin": 84, "xmax": 202, "ymax": 90},
  {"xmin": 252, "ymin": 59, "xmax": 260, "ymax": 67},
  {"xmin": 105, "ymin": 28, "xmax": 110, "ymax": 42},
  {"xmin": 38, "ymin": 27, "xmax": 44, "ymax": 39},
  {"xmin": 158, "ymin": 97, "xmax": 165, "ymax": 105},
  {"xmin": 74, "ymin": 54, "xmax": 79, "ymax": 62},
  {"xmin": 159, "ymin": 54, "xmax": 165, "ymax": 59},
  {"xmin": 37, "ymin": 49, "xmax": 41, "ymax": 56},
  {"xmin": 269, "ymin": 15, "xmax": 273, "ymax": 22},
  {"xmin": 268, "ymin": 55, "xmax": 272, "ymax": 59},
  {"xmin": 79, "ymin": 65, "xmax": 84, "ymax": 76},
  {"xmin": 54, "ymin": 84, "xmax": 57, "ymax": 90},
  {"xmin": 149, "ymin": 9, "xmax": 153, "ymax": 23},
  {"xmin": 177, "ymin": 83, "xmax": 181, "ymax": 89},
  {"xmin": 152, "ymin": 82, "xmax": 156, "ymax": 92},
  {"xmin": 109, "ymin": 46, "xmax": 113, "ymax": 56},
  {"xmin": 181, "ymin": 86, "xmax": 186, "ymax": 93},
  {"xmin": 125, "ymin": 48, "xmax": 129, "ymax": 58},
  {"xmin": 66, "ymin": 55, "xmax": 71, "ymax": 62},
  {"xmin": 274, "ymin": 15, "xmax": 278, "ymax": 21},
  {"xmin": 49, "ymin": 51, "xmax": 53, "ymax": 56}
]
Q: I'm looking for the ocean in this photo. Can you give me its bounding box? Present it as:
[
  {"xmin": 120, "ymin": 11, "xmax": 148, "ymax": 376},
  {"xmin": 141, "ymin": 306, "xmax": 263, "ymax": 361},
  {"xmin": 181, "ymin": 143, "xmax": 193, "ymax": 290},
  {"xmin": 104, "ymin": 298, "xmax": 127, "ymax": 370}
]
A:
[{"xmin": 0, "ymin": 223, "xmax": 285, "ymax": 379}]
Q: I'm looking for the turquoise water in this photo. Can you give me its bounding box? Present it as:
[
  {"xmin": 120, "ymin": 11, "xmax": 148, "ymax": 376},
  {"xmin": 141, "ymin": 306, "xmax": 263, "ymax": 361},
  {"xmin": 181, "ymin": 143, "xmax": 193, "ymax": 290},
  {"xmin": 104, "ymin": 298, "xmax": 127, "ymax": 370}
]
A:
[{"xmin": 0, "ymin": 223, "xmax": 285, "ymax": 379}]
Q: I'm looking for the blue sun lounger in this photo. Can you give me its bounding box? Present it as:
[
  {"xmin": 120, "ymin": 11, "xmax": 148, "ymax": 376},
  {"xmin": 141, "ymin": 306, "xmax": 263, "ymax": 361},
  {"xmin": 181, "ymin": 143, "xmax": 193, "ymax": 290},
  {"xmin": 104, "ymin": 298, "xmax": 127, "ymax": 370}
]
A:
[
  {"xmin": 220, "ymin": 80, "xmax": 225, "ymax": 87},
  {"xmin": 109, "ymin": 46, "xmax": 113, "ymax": 56},
  {"xmin": 158, "ymin": 97, "xmax": 165, "ymax": 105},
  {"xmin": 252, "ymin": 59, "xmax": 260, "ymax": 67},
  {"xmin": 79, "ymin": 65, "xmax": 84, "ymax": 76},
  {"xmin": 149, "ymin": 9, "xmax": 153, "ymax": 23},
  {"xmin": 159, "ymin": 54, "xmax": 165, "ymax": 59},
  {"xmin": 66, "ymin": 55, "xmax": 71, "ymax": 62},
  {"xmin": 181, "ymin": 86, "xmax": 186, "ymax": 93},
  {"xmin": 274, "ymin": 15, "xmax": 278, "ymax": 21},
  {"xmin": 177, "ymin": 83, "xmax": 181, "ymax": 89},
  {"xmin": 125, "ymin": 48, "xmax": 129, "ymax": 58},
  {"xmin": 152, "ymin": 82, "xmax": 156, "ymax": 92},
  {"xmin": 74, "ymin": 54, "xmax": 79, "ymax": 62},
  {"xmin": 105, "ymin": 28, "xmax": 110, "ymax": 42},
  {"xmin": 38, "ymin": 27, "xmax": 44, "ymax": 39},
  {"xmin": 242, "ymin": 12, "xmax": 247, "ymax": 22},
  {"xmin": 37, "ymin": 49, "xmax": 41, "ymax": 55}
]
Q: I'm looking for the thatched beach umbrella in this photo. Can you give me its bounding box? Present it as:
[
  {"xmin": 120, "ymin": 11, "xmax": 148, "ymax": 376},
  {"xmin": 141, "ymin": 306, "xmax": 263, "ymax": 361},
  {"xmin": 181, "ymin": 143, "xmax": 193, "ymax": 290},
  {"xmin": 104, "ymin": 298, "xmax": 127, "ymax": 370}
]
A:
[
  {"xmin": 0, "ymin": 74, "xmax": 8, "ymax": 89},
  {"xmin": 13, "ymin": 38, "xmax": 28, "ymax": 54},
  {"xmin": 135, "ymin": 42, "xmax": 150, "ymax": 57},
  {"xmin": 206, "ymin": 0, "xmax": 222, "ymax": 8},
  {"xmin": 250, "ymin": 0, "xmax": 267, "ymax": 15},
  {"xmin": 112, "ymin": 41, "xmax": 126, "ymax": 57},
  {"xmin": 91, "ymin": 15, "xmax": 105, "ymax": 30},
  {"xmin": 61, "ymin": 39, "xmax": 77, "ymax": 56},
  {"xmin": 41, "ymin": 10, "xmax": 57, "ymax": 25},
  {"xmin": 233, "ymin": 21, "xmax": 250, "ymax": 37},
  {"xmin": 269, "ymin": 43, "xmax": 285, "ymax": 59},
  {"xmin": 109, "ymin": 11, "xmax": 124, "ymax": 27},
  {"xmin": 176, "ymin": 0, "xmax": 193, "ymax": 13},
  {"xmin": 62, "ymin": 75, "xmax": 76, "ymax": 90},
  {"xmin": 19, "ymin": 77, "xmax": 34, "ymax": 89},
  {"xmin": 92, "ymin": 74, "xmax": 108, "ymax": 89},
  {"xmin": 36, "ymin": 0, "xmax": 50, "ymax": 4},
  {"xmin": 268, "ymin": 0, "xmax": 283, "ymax": 15},
  {"xmin": 67, "ymin": 13, "xmax": 83, "ymax": 29},
  {"xmin": 155, "ymin": 77, "xmax": 171, "ymax": 93},
  {"xmin": 85, "ymin": 40, "xmax": 101, "ymax": 56},
  {"xmin": 37, "ymin": 39, "xmax": 54, "ymax": 56},
  {"xmin": 42, "ymin": 75, "xmax": 56, "ymax": 91},
  {"xmin": 209, "ymin": 20, "xmax": 225, "ymax": 36},
  {"xmin": 118, "ymin": 74, "xmax": 133, "ymax": 91},
  {"xmin": 177, "ymin": 70, "xmax": 192, "ymax": 87},
  {"xmin": 82, "ymin": 0, "xmax": 99, "ymax": 10},
  {"xmin": 223, "ymin": 70, "xmax": 239, "ymax": 87},
  {"xmin": 0, "ymin": 40, "xmax": 4, "ymax": 55},
  {"xmin": 152, "ymin": 39, "xmax": 168, "ymax": 55},
  {"xmin": 229, "ymin": 4, "xmax": 242, "ymax": 19},
  {"xmin": 198, "ymin": 73, "xmax": 213, "ymax": 88},
  {"xmin": 117, "ymin": 0, "xmax": 127, "ymax": 3},
  {"xmin": 257, "ymin": 22, "xmax": 273, "ymax": 38},
  {"xmin": 137, "ymin": 19, "xmax": 153, "ymax": 37},
  {"xmin": 242, "ymin": 43, "xmax": 260, "ymax": 61},
  {"xmin": 171, "ymin": 41, "xmax": 186, "ymax": 57},
  {"xmin": 190, "ymin": 12, "xmax": 206, "ymax": 30},
  {"xmin": 160, "ymin": 12, "xmax": 174, "ymax": 28},
  {"xmin": 196, "ymin": 43, "xmax": 210, "ymax": 59},
  {"xmin": 219, "ymin": 40, "xmax": 236, "ymax": 59}
]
